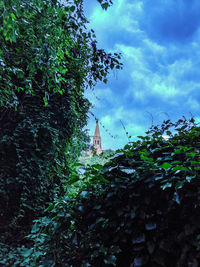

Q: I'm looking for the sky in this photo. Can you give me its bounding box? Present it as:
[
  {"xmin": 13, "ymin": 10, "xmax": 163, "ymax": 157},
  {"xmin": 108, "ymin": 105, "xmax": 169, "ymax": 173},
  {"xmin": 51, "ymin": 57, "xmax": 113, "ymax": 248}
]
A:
[{"xmin": 83, "ymin": 0, "xmax": 200, "ymax": 150}]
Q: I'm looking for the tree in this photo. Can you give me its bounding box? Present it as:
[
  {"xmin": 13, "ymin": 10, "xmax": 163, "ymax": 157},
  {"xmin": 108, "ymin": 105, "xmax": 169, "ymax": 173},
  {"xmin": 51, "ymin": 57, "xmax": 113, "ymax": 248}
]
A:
[{"xmin": 0, "ymin": 0, "xmax": 122, "ymax": 244}]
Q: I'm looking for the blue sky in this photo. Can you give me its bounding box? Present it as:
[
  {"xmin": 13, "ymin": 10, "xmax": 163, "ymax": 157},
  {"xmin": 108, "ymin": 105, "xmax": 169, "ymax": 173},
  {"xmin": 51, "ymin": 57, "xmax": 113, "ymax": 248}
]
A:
[{"xmin": 83, "ymin": 0, "xmax": 200, "ymax": 150}]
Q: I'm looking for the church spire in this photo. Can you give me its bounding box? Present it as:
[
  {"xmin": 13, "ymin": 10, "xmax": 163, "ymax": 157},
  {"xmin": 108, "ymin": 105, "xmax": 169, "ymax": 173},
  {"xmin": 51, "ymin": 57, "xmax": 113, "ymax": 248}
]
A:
[
  {"xmin": 93, "ymin": 120, "xmax": 102, "ymax": 154},
  {"xmin": 94, "ymin": 120, "xmax": 100, "ymax": 137}
]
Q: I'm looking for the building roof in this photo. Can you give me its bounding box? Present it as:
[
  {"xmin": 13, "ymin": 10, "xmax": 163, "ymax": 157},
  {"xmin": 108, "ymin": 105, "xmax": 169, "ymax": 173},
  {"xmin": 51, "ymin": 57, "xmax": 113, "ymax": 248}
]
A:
[{"xmin": 94, "ymin": 121, "xmax": 100, "ymax": 137}]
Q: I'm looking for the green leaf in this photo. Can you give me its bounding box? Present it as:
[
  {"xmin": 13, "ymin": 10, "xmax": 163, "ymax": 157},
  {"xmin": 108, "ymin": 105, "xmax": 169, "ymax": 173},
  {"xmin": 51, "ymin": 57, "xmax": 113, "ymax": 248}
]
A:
[
  {"xmin": 92, "ymin": 164, "xmax": 104, "ymax": 171},
  {"xmin": 101, "ymin": 3, "xmax": 109, "ymax": 10},
  {"xmin": 159, "ymin": 162, "xmax": 171, "ymax": 170},
  {"xmin": 155, "ymin": 176, "xmax": 163, "ymax": 181},
  {"xmin": 96, "ymin": 217, "xmax": 105, "ymax": 224},
  {"xmin": 31, "ymin": 223, "xmax": 39, "ymax": 233},
  {"xmin": 45, "ymin": 204, "xmax": 54, "ymax": 211},
  {"xmin": 172, "ymin": 165, "xmax": 189, "ymax": 172},
  {"xmin": 10, "ymin": 13, "xmax": 16, "ymax": 19},
  {"xmin": 43, "ymin": 97, "xmax": 48, "ymax": 106},
  {"xmin": 186, "ymin": 175, "xmax": 196, "ymax": 182},
  {"xmin": 110, "ymin": 63, "xmax": 114, "ymax": 69},
  {"xmin": 190, "ymin": 161, "xmax": 199, "ymax": 165},
  {"xmin": 73, "ymin": 162, "xmax": 84, "ymax": 167},
  {"xmin": 140, "ymin": 155, "xmax": 154, "ymax": 162},
  {"xmin": 94, "ymin": 205, "xmax": 101, "ymax": 210},
  {"xmin": 99, "ymin": 174, "xmax": 110, "ymax": 183},
  {"xmin": 161, "ymin": 182, "xmax": 172, "ymax": 190},
  {"xmin": 186, "ymin": 152, "xmax": 196, "ymax": 157},
  {"xmin": 21, "ymin": 248, "xmax": 33, "ymax": 258},
  {"xmin": 103, "ymin": 78, "xmax": 107, "ymax": 83},
  {"xmin": 104, "ymin": 255, "xmax": 116, "ymax": 266},
  {"xmin": 70, "ymin": 6, "xmax": 75, "ymax": 12},
  {"xmin": 34, "ymin": 251, "xmax": 43, "ymax": 258}
]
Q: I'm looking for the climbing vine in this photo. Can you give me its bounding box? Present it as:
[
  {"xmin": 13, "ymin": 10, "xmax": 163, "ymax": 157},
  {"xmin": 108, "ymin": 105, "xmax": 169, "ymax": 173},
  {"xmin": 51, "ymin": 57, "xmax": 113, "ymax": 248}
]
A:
[{"xmin": 0, "ymin": 0, "xmax": 122, "ymax": 251}]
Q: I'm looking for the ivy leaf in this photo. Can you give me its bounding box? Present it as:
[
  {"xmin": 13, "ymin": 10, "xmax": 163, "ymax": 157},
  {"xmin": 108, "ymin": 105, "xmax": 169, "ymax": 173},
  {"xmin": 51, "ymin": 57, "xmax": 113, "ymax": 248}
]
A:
[
  {"xmin": 43, "ymin": 97, "xmax": 48, "ymax": 106},
  {"xmin": 104, "ymin": 255, "xmax": 116, "ymax": 266},
  {"xmin": 172, "ymin": 165, "xmax": 189, "ymax": 172},
  {"xmin": 21, "ymin": 248, "xmax": 33, "ymax": 258},
  {"xmin": 161, "ymin": 182, "xmax": 172, "ymax": 190},
  {"xmin": 186, "ymin": 175, "xmax": 196, "ymax": 182},
  {"xmin": 70, "ymin": 6, "xmax": 75, "ymax": 12},
  {"xmin": 159, "ymin": 162, "xmax": 171, "ymax": 170},
  {"xmin": 99, "ymin": 174, "xmax": 110, "ymax": 183},
  {"xmin": 101, "ymin": 3, "xmax": 109, "ymax": 10},
  {"xmin": 96, "ymin": 217, "xmax": 105, "ymax": 224}
]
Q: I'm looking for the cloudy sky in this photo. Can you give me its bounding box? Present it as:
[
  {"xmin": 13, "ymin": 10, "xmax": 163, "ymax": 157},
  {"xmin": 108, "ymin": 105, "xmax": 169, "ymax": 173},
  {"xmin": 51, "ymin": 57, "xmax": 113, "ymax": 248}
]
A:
[{"xmin": 83, "ymin": 0, "xmax": 200, "ymax": 150}]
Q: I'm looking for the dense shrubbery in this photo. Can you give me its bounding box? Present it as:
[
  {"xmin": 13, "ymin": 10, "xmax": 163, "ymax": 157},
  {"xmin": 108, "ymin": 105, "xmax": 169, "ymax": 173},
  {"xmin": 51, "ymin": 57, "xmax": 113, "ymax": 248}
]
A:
[
  {"xmin": 0, "ymin": 0, "xmax": 122, "ymax": 260},
  {"xmin": 8, "ymin": 118, "xmax": 200, "ymax": 266}
]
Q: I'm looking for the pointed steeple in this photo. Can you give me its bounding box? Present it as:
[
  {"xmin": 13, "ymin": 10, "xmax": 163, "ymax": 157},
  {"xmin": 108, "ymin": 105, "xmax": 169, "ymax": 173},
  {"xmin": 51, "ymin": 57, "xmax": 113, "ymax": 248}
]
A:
[
  {"xmin": 94, "ymin": 120, "xmax": 100, "ymax": 137},
  {"xmin": 93, "ymin": 120, "xmax": 102, "ymax": 154}
]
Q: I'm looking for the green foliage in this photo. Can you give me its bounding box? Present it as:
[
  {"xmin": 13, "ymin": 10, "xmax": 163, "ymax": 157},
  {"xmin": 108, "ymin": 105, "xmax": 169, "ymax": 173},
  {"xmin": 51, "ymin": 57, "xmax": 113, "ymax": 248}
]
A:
[
  {"xmin": 65, "ymin": 129, "xmax": 91, "ymax": 165},
  {"xmin": 79, "ymin": 149, "xmax": 114, "ymax": 166},
  {"xmin": 0, "ymin": 0, "xmax": 122, "ymax": 107},
  {"xmin": 97, "ymin": 0, "xmax": 113, "ymax": 10},
  {"xmin": 0, "ymin": 0, "xmax": 122, "ymax": 257},
  {"xmin": 65, "ymin": 151, "xmax": 114, "ymax": 199},
  {"xmin": 15, "ymin": 118, "xmax": 200, "ymax": 266}
]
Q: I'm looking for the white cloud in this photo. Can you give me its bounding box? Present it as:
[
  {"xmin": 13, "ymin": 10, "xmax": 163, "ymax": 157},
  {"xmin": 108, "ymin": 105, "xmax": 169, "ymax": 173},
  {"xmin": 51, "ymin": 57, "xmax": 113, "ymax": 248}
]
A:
[
  {"xmin": 85, "ymin": 87, "xmax": 115, "ymax": 109},
  {"xmin": 143, "ymin": 38, "xmax": 165, "ymax": 53},
  {"xmin": 99, "ymin": 110, "xmax": 147, "ymax": 149},
  {"xmin": 186, "ymin": 97, "xmax": 200, "ymax": 112},
  {"xmin": 84, "ymin": 0, "xmax": 200, "ymax": 150},
  {"xmin": 117, "ymin": 39, "xmax": 200, "ymax": 103},
  {"xmin": 89, "ymin": 0, "xmax": 143, "ymax": 30},
  {"xmin": 152, "ymin": 82, "xmax": 179, "ymax": 98}
]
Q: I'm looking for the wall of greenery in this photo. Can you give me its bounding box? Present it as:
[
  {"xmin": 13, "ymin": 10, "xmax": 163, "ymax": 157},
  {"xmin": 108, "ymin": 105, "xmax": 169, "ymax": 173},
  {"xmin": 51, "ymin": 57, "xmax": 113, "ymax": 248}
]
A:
[
  {"xmin": 7, "ymin": 118, "xmax": 200, "ymax": 267},
  {"xmin": 0, "ymin": 0, "xmax": 122, "ymax": 252}
]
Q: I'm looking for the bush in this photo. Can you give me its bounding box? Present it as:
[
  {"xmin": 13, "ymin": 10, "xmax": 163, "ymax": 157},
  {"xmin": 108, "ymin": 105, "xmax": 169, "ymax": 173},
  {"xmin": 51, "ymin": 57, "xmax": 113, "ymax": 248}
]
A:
[{"xmin": 14, "ymin": 118, "xmax": 200, "ymax": 267}]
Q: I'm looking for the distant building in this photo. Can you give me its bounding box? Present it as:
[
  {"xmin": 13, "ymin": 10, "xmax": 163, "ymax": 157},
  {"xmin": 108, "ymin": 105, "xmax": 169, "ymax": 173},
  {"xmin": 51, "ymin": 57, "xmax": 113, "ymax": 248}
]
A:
[
  {"xmin": 86, "ymin": 120, "xmax": 103, "ymax": 156},
  {"xmin": 93, "ymin": 120, "xmax": 102, "ymax": 154}
]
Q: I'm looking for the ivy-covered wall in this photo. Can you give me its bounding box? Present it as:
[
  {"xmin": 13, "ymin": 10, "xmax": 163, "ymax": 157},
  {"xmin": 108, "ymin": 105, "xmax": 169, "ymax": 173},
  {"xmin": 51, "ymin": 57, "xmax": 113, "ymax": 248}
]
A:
[{"xmin": 0, "ymin": 0, "xmax": 122, "ymax": 247}]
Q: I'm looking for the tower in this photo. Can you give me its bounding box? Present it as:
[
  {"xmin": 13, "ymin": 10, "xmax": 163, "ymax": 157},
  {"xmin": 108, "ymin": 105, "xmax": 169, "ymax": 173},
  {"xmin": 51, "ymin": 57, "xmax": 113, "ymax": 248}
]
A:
[{"xmin": 93, "ymin": 120, "xmax": 102, "ymax": 154}]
